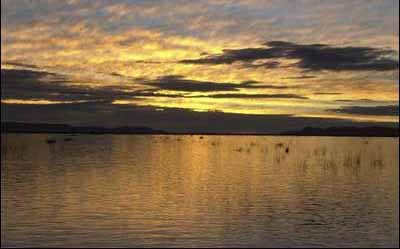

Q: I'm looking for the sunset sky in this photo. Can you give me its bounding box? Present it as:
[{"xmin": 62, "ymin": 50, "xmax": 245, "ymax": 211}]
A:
[{"xmin": 1, "ymin": 0, "xmax": 399, "ymax": 133}]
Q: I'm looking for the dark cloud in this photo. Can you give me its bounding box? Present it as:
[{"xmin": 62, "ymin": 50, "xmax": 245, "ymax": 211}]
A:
[
  {"xmin": 133, "ymin": 60, "xmax": 162, "ymax": 64},
  {"xmin": 335, "ymin": 99, "xmax": 382, "ymax": 103},
  {"xmin": 188, "ymin": 93, "xmax": 308, "ymax": 99},
  {"xmin": 1, "ymin": 69, "xmax": 182, "ymax": 102},
  {"xmin": 139, "ymin": 75, "xmax": 290, "ymax": 92},
  {"xmin": 3, "ymin": 69, "xmax": 397, "ymax": 134},
  {"xmin": 283, "ymin": 75, "xmax": 316, "ymax": 80},
  {"xmin": 1, "ymin": 69, "xmax": 119, "ymax": 102},
  {"xmin": 110, "ymin": 72, "xmax": 125, "ymax": 77},
  {"xmin": 2, "ymin": 101, "xmax": 397, "ymax": 134},
  {"xmin": 3, "ymin": 61, "xmax": 40, "ymax": 69},
  {"xmin": 2, "ymin": 69, "xmax": 296, "ymax": 104},
  {"xmin": 241, "ymin": 84, "xmax": 290, "ymax": 90},
  {"xmin": 314, "ymin": 92, "xmax": 343, "ymax": 95},
  {"xmin": 330, "ymin": 105, "xmax": 399, "ymax": 116},
  {"xmin": 181, "ymin": 41, "xmax": 399, "ymax": 71},
  {"xmin": 140, "ymin": 75, "xmax": 240, "ymax": 92}
]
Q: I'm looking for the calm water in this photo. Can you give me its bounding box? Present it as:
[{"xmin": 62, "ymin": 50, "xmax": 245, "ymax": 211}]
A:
[{"xmin": 1, "ymin": 134, "xmax": 399, "ymax": 247}]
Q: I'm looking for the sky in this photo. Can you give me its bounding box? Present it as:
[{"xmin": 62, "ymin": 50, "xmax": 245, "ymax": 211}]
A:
[{"xmin": 1, "ymin": 0, "xmax": 399, "ymax": 133}]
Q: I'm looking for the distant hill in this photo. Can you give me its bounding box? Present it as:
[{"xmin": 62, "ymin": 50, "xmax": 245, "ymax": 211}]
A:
[
  {"xmin": 282, "ymin": 126, "xmax": 399, "ymax": 137},
  {"xmin": 1, "ymin": 122, "xmax": 167, "ymax": 134}
]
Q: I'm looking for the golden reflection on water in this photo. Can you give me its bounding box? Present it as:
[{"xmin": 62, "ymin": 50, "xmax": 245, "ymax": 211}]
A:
[{"xmin": 1, "ymin": 134, "xmax": 399, "ymax": 247}]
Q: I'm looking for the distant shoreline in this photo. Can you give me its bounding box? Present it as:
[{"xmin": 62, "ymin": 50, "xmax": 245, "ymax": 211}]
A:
[
  {"xmin": 1, "ymin": 131, "xmax": 398, "ymax": 138},
  {"xmin": 2, "ymin": 122, "xmax": 398, "ymax": 137}
]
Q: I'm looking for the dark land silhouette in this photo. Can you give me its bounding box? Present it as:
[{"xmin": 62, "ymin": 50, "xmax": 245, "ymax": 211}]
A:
[
  {"xmin": 282, "ymin": 126, "xmax": 399, "ymax": 137},
  {"xmin": 1, "ymin": 122, "xmax": 398, "ymax": 137},
  {"xmin": 1, "ymin": 122, "xmax": 167, "ymax": 135}
]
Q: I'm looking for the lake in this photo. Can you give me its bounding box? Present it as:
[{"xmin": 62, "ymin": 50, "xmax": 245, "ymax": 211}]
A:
[{"xmin": 1, "ymin": 134, "xmax": 399, "ymax": 247}]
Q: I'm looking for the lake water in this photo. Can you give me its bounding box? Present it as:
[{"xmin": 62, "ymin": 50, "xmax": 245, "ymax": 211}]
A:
[{"xmin": 1, "ymin": 134, "xmax": 399, "ymax": 247}]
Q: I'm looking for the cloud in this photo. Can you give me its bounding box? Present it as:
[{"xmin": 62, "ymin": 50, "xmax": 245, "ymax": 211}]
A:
[
  {"xmin": 141, "ymin": 75, "xmax": 238, "ymax": 92},
  {"xmin": 2, "ymin": 101, "xmax": 397, "ymax": 134},
  {"xmin": 110, "ymin": 72, "xmax": 125, "ymax": 77},
  {"xmin": 335, "ymin": 99, "xmax": 382, "ymax": 103},
  {"xmin": 2, "ymin": 61, "xmax": 40, "ymax": 69},
  {"xmin": 330, "ymin": 105, "xmax": 399, "ymax": 116},
  {"xmin": 1, "ymin": 69, "xmax": 115, "ymax": 102},
  {"xmin": 188, "ymin": 93, "xmax": 308, "ymax": 99},
  {"xmin": 2, "ymin": 69, "xmax": 397, "ymax": 133},
  {"xmin": 139, "ymin": 75, "xmax": 290, "ymax": 92},
  {"xmin": 314, "ymin": 92, "xmax": 343, "ymax": 95},
  {"xmin": 283, "ymin": 75, "xmax": 316, "ymax": 80},
  {"xmin": 1, "ymin": 69, "xmax": 192, "ymax": 102},
  {"xmin": 245, "ymin": 61, "xmax": 281, "ymax": 69},
  {"xmin": 131, "ymin": 60, "xmax": 162, "ymax": 64},
  {"xmin": 2, "ymin": 69, "xmax": 298, "ymax": 105},
  {"xmin": 181, "ymin": 41, "xmax": 399, "ymax": 71},
  {"xmin": 1, "ymin": 0, "xmax": 399, "ymax": 129}
]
